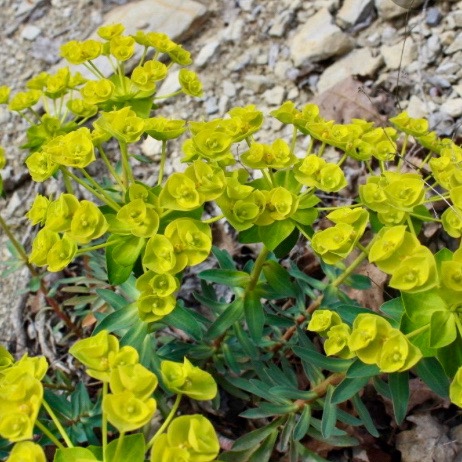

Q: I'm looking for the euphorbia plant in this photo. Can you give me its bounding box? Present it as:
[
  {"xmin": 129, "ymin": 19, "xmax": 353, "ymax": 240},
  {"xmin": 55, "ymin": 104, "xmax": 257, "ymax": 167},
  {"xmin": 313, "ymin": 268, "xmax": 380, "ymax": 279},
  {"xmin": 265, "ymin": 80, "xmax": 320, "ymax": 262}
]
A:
[{"xmin": 1, "ymin": 21, "xmax": 462, "ymax": 461}]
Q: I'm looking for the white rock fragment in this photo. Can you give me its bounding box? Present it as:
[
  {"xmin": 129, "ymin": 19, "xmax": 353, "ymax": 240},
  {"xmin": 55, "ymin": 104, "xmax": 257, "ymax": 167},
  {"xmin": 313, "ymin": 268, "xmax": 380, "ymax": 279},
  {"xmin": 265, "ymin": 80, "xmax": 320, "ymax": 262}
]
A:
[
  {"xmin": 406, "ymin": 95, "xmax": 428, "ymax": 118},
  {"xmin": 375, "ymin": 0, "xmax": 423, "ymax": 20},
  {"xmin": 195, "ymin": 40, "xmax": 221, "ymax": 67},
  {"xmin": 380, "ymin": 41, "xmax": 417, "ymax": 70},
  {"xmin": 244, "ymin": 74, "xmax": 271, "ymax": 93},
  {"xmin": 263, "ymin": 86, "xmax": 286, "ymax": 106},
  {"xmin": 317, "ymin": 47, "xmax": 383, "ymax": 93},
  {"xmin": 446, "ymin": 31, "xmax": 462, "ymax": 54},
  {"xmin": 337, "ymin": 0, "xmax": 374, "ymax": 28},
  {"xmin": 141, "ymin": 136, "xmax": 162, "ymax": 158},
  {"xmin": 223, "ymin": 80, "xmax": 237, "ymax": 98},
  {"xmin": 441, "ymin": 98, "xmax": 462, "ymax": 118},
  {"xmin": 21, "ymin": 25, "xmax": 41, "ymax": 41},
  {"xmin": 290, "ymin": 8, "xmax": 354, "ymax": 66}
]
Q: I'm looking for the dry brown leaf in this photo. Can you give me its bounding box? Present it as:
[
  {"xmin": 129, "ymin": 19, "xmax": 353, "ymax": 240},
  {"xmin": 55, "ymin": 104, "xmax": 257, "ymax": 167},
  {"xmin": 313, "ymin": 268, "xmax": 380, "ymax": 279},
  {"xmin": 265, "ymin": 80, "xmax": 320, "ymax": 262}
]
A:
[{"xmin": 313, "ymin": 76, "xmax": 387, "ymax": 125}]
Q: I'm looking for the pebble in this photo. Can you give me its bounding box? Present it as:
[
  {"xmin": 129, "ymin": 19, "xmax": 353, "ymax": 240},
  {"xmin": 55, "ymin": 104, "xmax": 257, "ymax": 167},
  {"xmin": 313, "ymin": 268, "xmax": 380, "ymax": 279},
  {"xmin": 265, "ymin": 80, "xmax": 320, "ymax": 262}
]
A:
[
  {"xmin": 425, "ymin": 7, "xmax": 442, "ymax": 27},
  {"xmin": 195, "ymin": 40, "xmax": 221, "ymax": 67},
  {"xmin": 406, "ymin": 95, "xmax": 428, "ymax": 118},
  {"xmin": 205, "ymin": 96, "xmax": 219, "ymax": 115},
  {"xmin": 21, "ymin": 24, "xmax": 41, "ymax": 40},
  {"xmin": 223, "ymin": 80, "xmax": 237, "ymax": 98},
  {"xmin": 380, "ymin": 41, "xmax": 417, "ymax": 70},
  {"xmin": 446, "ymin": 32, "xmax": 462, "ymax": 54},
  {"xmin": 263, "ymin": 86, "xmax": 286, "ymax": 106},
  {"xmin": 441, "ymin": 98, "xmax": 462, "ymax": 118},
  {"xmin": 336, "ymin": 0, "xmax": 374, "ymax": 28}
]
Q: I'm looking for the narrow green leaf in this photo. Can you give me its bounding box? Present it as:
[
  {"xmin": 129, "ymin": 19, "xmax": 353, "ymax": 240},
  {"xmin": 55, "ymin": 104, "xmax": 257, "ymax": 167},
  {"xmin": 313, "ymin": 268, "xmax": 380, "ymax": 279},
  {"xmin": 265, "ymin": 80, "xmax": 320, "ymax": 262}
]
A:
[
  {"xmin": 232, "ymin": 417, "xmax": 284, "ymax": 451},
  {"xmin": 293, "ymin": 405, "xmax": 311, "ymax": 441},
  {"xmin": 93, "ymin": 302, "xmax": 138, "ymax": 335},
  {"xmin": 54, "ymin": 448, "xmax": 98, "ymax": 462},
  {"xmin": 248, "ymin": 430, "xmax": 278, "ymax": 462},
  {"xmin": 95, "ymin": 289, "xmax": 128, "ymax": 310},
  {"xmin": 346, "ymin": 359, "xmax": 380, "ymax": 378},
  {"xmin": 306, "ymin": 428, "xmax": 358, "ymax": 447},
  {"xmin": 199, "ymin": 269, "xmax": 251, "ymax": 287},
  {"xmin": 212, "ymin": 246, "xmax": 236, "ymax": 269},
  {"xmin": 262, "ymin": 260, "xmax": 297, "ymax": 297},
  {"xmin": 380, "ymin": 297, "xmax": 405, "ymax": 325},
  {"xmin": 344, "ymin": 274, "xmax": 371, "ymax": 290},
  {"xmin": 119, "ymin": 321, "xmax": 149, "ymax": 352},
  {"xmin": 321, "ymin": 385, "xmax": 337, "ymax": 438},
  {"xmin": 244, "ymin": 291, "xmax": 265, "ymax": 344},
  {"xmin": 389, "ymin": 371, "xmax": 409, "ymax": 425},
  {"xmin": 415, "ymin": 357, "xmax": 449, "ymax": 398},
  {"xmin": 372, "ymin": 377, "xmax": 391, "ymax": 400},
  {"xmin": 430, "ymin": 310, "xmax": 457, "ymax": 349},
  {"xmin": 351, "ymin": 394, "xmax": 379, "ymax": 437},
  {"xmin": 331, "ymin": 376, "xmax": 370, "ymax": 404},
  {"xmin": 293, "ymin": 346, "xmax": 353, "ymax": 373},
  {"xmin": 161, "ymin": 302, "xmax": 205, "ymax": 340},
  {"xmin": 205, "ymin": 298, "xmax": 244, "ymax": 340},
  {"xmin": 279, "ymin": 414, "xmax": 296, "ymax": 452},
  {"xmin": 269, "ymin": 386, "xmax": 317, "ymax": 401}
]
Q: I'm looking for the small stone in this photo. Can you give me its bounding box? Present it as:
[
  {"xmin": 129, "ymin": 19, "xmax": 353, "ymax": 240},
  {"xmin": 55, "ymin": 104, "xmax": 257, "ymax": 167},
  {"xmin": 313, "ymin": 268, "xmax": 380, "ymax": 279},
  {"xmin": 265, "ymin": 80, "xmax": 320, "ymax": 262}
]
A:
[
  {"xmin": 421, "ymin": 35, "xmax": 441, "ymax": 64},
  {"xmin": 205, "ymin": 96, "xmax": 219, "ymax": 115},
  {"xmin": 157, "ymin": 70, "xmax": 181, "ymax": 97},
  {"xmin": 21, "ymin": 25, "xmax": 41, "ymax": 41},
  {"xmin": 218, "ymin": 95, "xmax": 229, "ymax": 114},
  {"xmin": 406, "ymin": 95, "xmax": 428, "ymax": 118},
  {"xmin": 141, "ymin": 136, "xmax": 162, "ymax": 158},
  {"xmin": 441, "ymin": 99, "xmax": 462, "ymax": 118},
  {"xmin": 425, "ymin": 7, "xmax": 442, "ymax": 26},
  {"xmin": 453, "ymin": 85, "xmax": 462, "ymax": 98},
  {"xmin": 375, "ymin": 0, "xmax": 423, "ymax": 20},
  {"xmin": 263, "ymin": 86, "xmax": 286, "ymax": 106},
  {"xmin": 195, "ymin": 40, "xmax": 221, "ymax": 67},
  {"xmin": 336, "ymin": 0, "xmax": 374, "ymax": 28},
  {"xmin": 380, "ymin": 41, "xmax": 417, "ymax": 70},
  {"xmin": 290, "ymin": 8, "xmax": 354, "ymax": 66},
  {"xmin": 238, "ymin": 0, "xmax": 254, "ymax": 11},
  {"xmin": 269, "ymin": 10, "xmax": 294, "ymax": 37},
  {"xmin": 223, "ymin": 80, "xmax": 237, "ymax": 98},
  {"xmin": 317, "ymin": 47, "xmax": 383, "ymax": 93},
  {"xmin": 450, "ymin": 11, "xmax": 462, "ymax": 28},
  {"xmin": 244, "ymin": 74, "xmax": 271, "ymax": 93},
  {"xmin": 446, "ymin": 32, "xmax": 462, "ymax": 54}
]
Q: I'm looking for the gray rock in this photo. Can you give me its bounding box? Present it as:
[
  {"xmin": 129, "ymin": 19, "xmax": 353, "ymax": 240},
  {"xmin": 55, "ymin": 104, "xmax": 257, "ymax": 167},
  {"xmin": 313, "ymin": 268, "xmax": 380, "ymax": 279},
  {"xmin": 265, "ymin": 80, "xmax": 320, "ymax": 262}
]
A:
[
  {"xmin": 446, "ymin": 32, "xmax": 462, "ymax": 54},
  {"xmin": 375, "ymin": 0, "xmax": 423, "ymax": 20},
  {"xmin": 441, "ymin": 99, "xmax": 462, "ymax": 118},
  {"xmin": 205, "ymin": 96, "xmax": 219, "ymax": 115},
  {"xmin": 268, "ymin": 10, "xmax": 294, "ymax": 37},
  {"xmin": 263, "ymin": 86, "xmax": 286, "ymax": 106},
  {"xmin": 380, "ymin": 40, "xmax": 417, "ymax": 70},
  {"xmin": 290, "ymin": 8, "xmax": 354, "ymax": 66},
  {"xmin": 337, "ymin": 0, "xmax": 374, "ymax": 29},
  {"xmin": 244, "ymin": 74, "xmax": 271, "ymax": 93},
  {"xmin": 317, "ymin": 47, "xmax": 383, "ymax": 93},
  {"xmin": 406, "ymin": 95, "xmax": 429, "ymax": 118},
  {"xmin": 223, "ymin": 80, "xmax": 237, "ymax": 98},
  {"xmin": 425, "ymin": 7, "xmax": 442, "ymax": 26},
  {"xmin": 195, "ymin": 40, "xmax": 221, "ymax": 67},
  {"xmin": 421, "ymin": 35, "xmax": 442, "ymax": 64},
  {"xmin": 21, "ymin": 24, "xmax": 41, "ymax": 41},
  {"xmin": 238, "ymin": 0, "xmax": 254, "ymax": 11}
]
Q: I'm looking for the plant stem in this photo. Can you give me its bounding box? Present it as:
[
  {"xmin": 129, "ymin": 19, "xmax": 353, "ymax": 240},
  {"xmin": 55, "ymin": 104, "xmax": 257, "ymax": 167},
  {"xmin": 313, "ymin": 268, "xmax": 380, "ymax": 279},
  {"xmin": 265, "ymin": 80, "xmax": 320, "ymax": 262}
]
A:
[
  {"xmin": 119, "ymin": 141, "xmax": 134, "ymax": 187},
  {"xmin": 153, "ymin": 90, "xmax": 182, "ymax": 100},
  {"xmin": 290, "ymin": 126, "xmax": 298, "ymax": 155},
  {"xmin": 80, "ymin": 168, "xmax": 122, "ymax": 210},
  {"xmin": 158, "ymin": 140, "xmax": 167, "ymax": 186},
  {"xmin": 147, "ymin": 393, "xmax": 182, "ymax": 450},
  {"xmin": 247, "ymin": 246, "xmax": 270, "ymax": 292},
  {"xmin": 114, "ymin": 432, "xmax": 125, "ymax": 460},
  {"xmin": 406, "ymin": 324, "xmax": 430, "ymax": 339},
  {"xmin": 294, "ymin": 373, "xmax": 345, "ymax": 408},
  {"xmin": 202, "ymin": 214, "xmax": 224, "ymax": 224},
  {"xmin": 76, "ymin": 239, "xmax": 124, "ymax": 255},
  {"xmin": 0, "ymin": 213, "xmax": 37, "ymax": 275},
  {"xmin": 43, "ymin": 399, "xmax": 74, "ymax": 448},
  {"xmin": 97, "ymin": 144, "xmax": 126, "ymax": 193},
  {"xmin": 35, "ymin": 419, "xmax": 65, "ymax": 450},
  {"xmin": 102, "ymin": 382, "xmax": 108, "ymax": 462}
]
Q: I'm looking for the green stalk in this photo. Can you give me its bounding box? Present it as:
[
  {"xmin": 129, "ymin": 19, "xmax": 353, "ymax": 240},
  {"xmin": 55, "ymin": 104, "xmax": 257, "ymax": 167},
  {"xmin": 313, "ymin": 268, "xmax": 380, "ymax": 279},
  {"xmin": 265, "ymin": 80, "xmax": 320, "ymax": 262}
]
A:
[
  {"xmin": 331, "ymin": 245, "xmax": 371, "ymax": 289},
  {"xmin": 43, "ymin": 399, "xmax": 74, "ymax": 448},
  {"xmin": 61, "ymin": 168, "xmax": 120, "ymax": 211},
  {"xmin": 114, "ymin": 432, "xmax": 125, "ymax": 460},
  {"xmin": 290, "ymin": 126, "xmax": 298, "ymax": 155},
  {"xmin": 102, "ymin": 382, "xmax": 108, "ymax": 462},
  {"xmin": 397, "ymin": 134, "xmax": 409, "ymax": 171},
  {"xmin": 97, "ymin": 144, "xmax": 126, "ymax": 192},
  {"xmin": 119, "ymin": 141, "xmax": 134, "ymax": 187},
  {"xmin": 35, "ymin": 419, "xmax": 65, "ymax": 450},
  {"xmin": 406, "ymin": 324, "xmax": 430, "ymax": 339},
  {"xmin": 147, "ymin": 393, "xmax": 182, "ymax": 450},
  {"xmin": 157, "ymin": 140, "xmax": 167, "ymax": 186},
  {"xmin": 0, "ymin": 213, "xmax": 37, "ymax": 275},
  {"xmin": 80, "ymin": 168, "xmax": 122, "ymax": 210},
  {"xmin": 153, "ymin": 90, "xmax": 182, "ymax": 100},
  {"xmin": 84, "ymin": 61, "xmax": 106, "ymax": 79},
  {"xmin": 76, "ymin": 239, "xmax": 124, "ymax": 255},
  {"xmin": 246, "ymin": 246, "xmax": 270, "ymax": 292}
]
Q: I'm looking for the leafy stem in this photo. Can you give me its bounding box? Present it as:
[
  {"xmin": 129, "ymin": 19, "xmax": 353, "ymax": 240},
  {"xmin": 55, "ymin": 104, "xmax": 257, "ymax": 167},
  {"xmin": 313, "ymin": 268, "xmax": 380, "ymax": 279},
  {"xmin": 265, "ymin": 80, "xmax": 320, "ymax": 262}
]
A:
[{"xmin": 42, "ymin": 399, "xmax": 74, "ymax": 448}]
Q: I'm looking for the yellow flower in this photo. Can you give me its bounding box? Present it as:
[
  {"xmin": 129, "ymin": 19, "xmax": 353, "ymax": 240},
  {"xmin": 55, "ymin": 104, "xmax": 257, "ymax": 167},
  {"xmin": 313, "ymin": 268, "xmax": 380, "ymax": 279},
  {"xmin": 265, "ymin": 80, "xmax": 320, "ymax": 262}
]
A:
[
  {"xmin": 6, "ymin": 441, "xmax": 46, "ymax": 462},
  {"xmin": 26, "ymin": 195, "xmax": 50, "ymax": 226}
]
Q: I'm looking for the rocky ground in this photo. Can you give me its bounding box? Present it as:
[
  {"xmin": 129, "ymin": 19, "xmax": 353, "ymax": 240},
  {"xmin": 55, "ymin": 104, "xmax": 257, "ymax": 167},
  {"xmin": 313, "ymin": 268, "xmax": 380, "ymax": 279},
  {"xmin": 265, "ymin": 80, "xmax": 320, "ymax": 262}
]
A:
[{"xmin": 1, "ymin": 0, "xmax": 462, "ymax": 460}]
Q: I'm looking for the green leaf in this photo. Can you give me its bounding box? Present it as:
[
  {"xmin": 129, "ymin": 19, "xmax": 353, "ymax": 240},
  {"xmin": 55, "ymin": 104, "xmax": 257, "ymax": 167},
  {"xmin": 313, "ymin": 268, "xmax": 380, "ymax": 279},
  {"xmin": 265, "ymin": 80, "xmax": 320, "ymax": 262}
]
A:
[
  {"xmin": 54, "ymin": 447, "xmax": 98, "ymax": 462},
  {"xmin": 248, "ymin": 430, "xmax": 278, "ymax": 462},
  {"xmin": 120, "ymin": 321, "xmax": 149, "ymax": 352},
  {"xmin": 262, "ymin": 260, "xmax": 297, "ymax": 297},
  {"xmin": 293, "ymin": 346, "xmax": 353, "ymax": 372},
  {"xmin": 293, "ymin": 405, "xmax": 311, "ymax": 441},
  {"xmin": 279, "ymin": 413, "xmax": 296, "ymax": 452},
  {"xmin": 372, "ymin": 377, "xmax": 391, "ymax": 400},
  {"xmin": 389, "ymin": 371, "xmax": 409, "ymax": 425},
  {"xmin": 380, "ymin": 297, "xmax": 404, "ymax": 326},
  {"xmin": 244, "ymin": 291, "xmax": 265, "ymax": 344},
  {"xmin": 199, "ymin": 269, "xmax": 251, "ymax": 287},
  {"xmin": 346, "ymin": 359, "xmax": 380, "ymax": 378},
  {"xmin": 269, "ymin": 386, "xmax": 317, "ymax": 401},
  {"xmin": 106, "ymin": 242, "xmax": 134, "ymax": 286},
  {"xmin": 430, "ymin": 310, "xmax": 457, "ymax": 348},
  {"xmin": 258, "ymin": 220, "xmax": 295, "ymax": 251},
  {"xmin": 351, "ymin": 394, "xmax": 379, "ymax": 437},
  {"xmin": 105, "ymin": 434, "xmax": 145, "ymax": 462},
  {"xmin": 161, "ymin": 302, "xmax": 205, "ymax": 341},
  {"xmin": 232, "ymin": 417, "xmax": 285, "ymax": 451},
  {"xmin": 291, "ymin": 208, "xmax": 318, "ymax": 226},
  {"xmin": 330, "ymin": 304, "xmax": 372, "ymax": 325},
  {"xmin": 205, "ymin": 297, "xmax": 244, "ymax": 340},
  {"xmin": 344, "ymin": 274, "xmax": 371, "ymax": 290},
  {"xmin": 95, "ymin": 289, "xmax": 128, "ymax": 310},
  {"xmin": 331, "ymin": 376, "xmax": 370, "ymax": 404},
  {"xmin": 240, "ymin": 402, "xmax": 298, "ymax": 419},
  {"xmin": 321, "ymin": 385, "xmax": 337, "ymax": 438},
  {"xmin": 111, "ymin": 235, "xmax": 145, "ymax": 267},
  {"xmin": 437, "ymin": 334, "xmax": 462, "ymax": 377},
  {"xmin": 273, "ymin": 227, "xmax": 300, "ymax": 258},
  {"xmin": 306, "ymin": 428, "xmax": 358, "ymax": 447},
  {"xmin": 415, "ymin": 357, "xmax": 449, "ymax": 398},
  {"xmin": 93, "ymin": 302, "xmax": 138, "ymax": 335},
  {"xmin": 212, "ymin": 246, "xmax": 236, "ymax": 270}
]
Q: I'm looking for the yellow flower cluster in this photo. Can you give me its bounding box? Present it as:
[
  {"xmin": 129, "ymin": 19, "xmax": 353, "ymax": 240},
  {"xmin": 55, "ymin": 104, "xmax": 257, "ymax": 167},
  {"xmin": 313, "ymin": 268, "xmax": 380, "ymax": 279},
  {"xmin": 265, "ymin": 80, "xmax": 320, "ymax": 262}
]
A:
[
  {"xmin": 308, "ymin": 310, "xmax": 422, "ymax": 373},
  {"xmin": 0, "ymin": 349, "xmax": 47, "ymax": 442}
]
